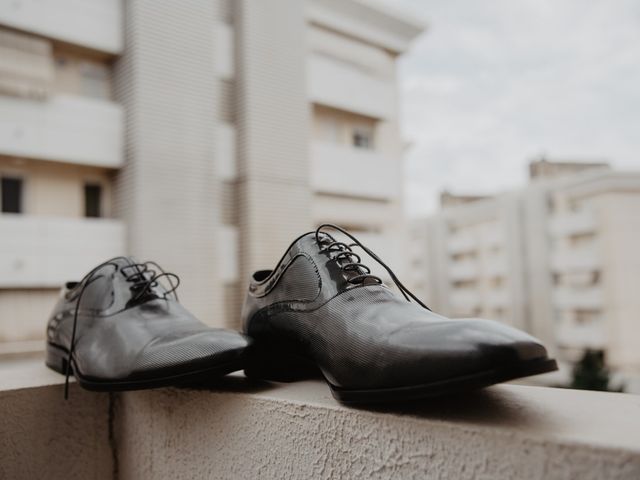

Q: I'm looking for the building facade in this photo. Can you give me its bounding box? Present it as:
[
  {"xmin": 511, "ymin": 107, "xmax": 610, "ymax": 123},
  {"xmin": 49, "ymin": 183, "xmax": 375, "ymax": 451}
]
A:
[
  {"xmin": 0, "ymin": 1, "xmax": 125, "ymax": 350},
  {"xmin": 410, "ymin": 161, "xmax": 640, "ymax": 381},
  {"xmin": 0, "ymin": 0, "xmax": 423, "ymax": 352}
]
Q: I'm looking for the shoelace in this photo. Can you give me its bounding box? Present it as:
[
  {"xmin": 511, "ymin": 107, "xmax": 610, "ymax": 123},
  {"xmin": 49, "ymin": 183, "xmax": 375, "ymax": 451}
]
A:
[
  {"xmin": 120, "ymin": 261, "xmax": 180, "ymax": 305},
  {"xmin": 314, "ymin": 224, "xmax": 431, "ymax": 310},
  {"xmin": 64, "ymin": 257, "xmax": 180, "ymax": 399}
]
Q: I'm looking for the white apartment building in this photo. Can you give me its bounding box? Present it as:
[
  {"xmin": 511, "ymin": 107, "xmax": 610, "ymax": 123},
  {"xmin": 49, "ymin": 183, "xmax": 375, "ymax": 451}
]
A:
[
  {"xmin": 0, "ymin": 1, "xmax": 126, "ymax": 350},
  {"xmin": 0, "ymin": 0, "xmax": 423, "ymax": 351},
  {"xmin": 410, "ymin": 160, "xmax": 640, "ymax": 381}
]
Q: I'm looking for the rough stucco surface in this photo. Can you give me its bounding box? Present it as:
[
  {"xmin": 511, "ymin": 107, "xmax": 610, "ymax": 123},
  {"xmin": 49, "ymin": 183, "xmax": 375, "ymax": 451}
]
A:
[
  {"xmin": 0, "ymin": 383, "xmax": 112, "ymax": 480},
  {"xmin": 115, "ymin": 378, "xmax": 640, "ymax": 480},
  {"xmin": 2, "ymin": 360, "xmax": 639, "ymax": 480}
]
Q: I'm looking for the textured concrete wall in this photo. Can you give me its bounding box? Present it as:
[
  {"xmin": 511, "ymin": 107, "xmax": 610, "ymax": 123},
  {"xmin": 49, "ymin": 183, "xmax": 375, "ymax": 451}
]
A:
[
  {"xmin": 3, "ymin": 360, "xmax": 639, "ymax": 480},
  {"xmin": 114, "ymin": 378, "xmax": 640, "ymax": 480},
  {"xmin": 0, "ymin": 381, "xmax": 112, "ymax": 480}
]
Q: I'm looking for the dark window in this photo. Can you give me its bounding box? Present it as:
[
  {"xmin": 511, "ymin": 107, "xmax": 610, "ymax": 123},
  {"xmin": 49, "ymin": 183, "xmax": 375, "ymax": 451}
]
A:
[
  {"xmin": 1, "ymin": 177, "xmax": 23, "ymax": 213},
  {"xmin": 84, "ymin": 183, "xmax": 102, "ymax": 218},
  {"xmin": 352, "ymin": 128, "xmax": 374, "ymax": 149}
]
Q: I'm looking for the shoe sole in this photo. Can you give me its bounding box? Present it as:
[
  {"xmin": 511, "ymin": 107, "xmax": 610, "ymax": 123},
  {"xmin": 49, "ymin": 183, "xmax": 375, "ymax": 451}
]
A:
[
  {"xmin": 330, "ymin": 357, "xmax": 558, "ymax": 403},
  {"xmin": 244, "ymin": 344, "xmax": 558, "ymax": 404},
  {"xmin": 46, "ymin": 342, "xmax": 245, "ymax": 392}
]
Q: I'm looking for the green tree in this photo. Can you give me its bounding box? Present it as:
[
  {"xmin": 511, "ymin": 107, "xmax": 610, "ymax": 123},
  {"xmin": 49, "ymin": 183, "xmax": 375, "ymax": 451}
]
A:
[{"xmin": 570, "ymin": 349, "xmax": 624, "ymax": 392}]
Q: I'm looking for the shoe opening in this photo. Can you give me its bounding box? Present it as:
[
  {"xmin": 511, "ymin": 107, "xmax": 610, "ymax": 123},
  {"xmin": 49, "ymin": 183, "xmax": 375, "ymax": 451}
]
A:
[{"xmin": 253, "ymin": 270, "xmax": 272, "ymax": 282}]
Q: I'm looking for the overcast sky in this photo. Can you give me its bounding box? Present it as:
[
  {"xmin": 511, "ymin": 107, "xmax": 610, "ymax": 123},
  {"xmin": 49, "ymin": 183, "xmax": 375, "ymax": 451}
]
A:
[{"xmin": 378, "ymin": 0, "xmax": 640, "ymax": 216}]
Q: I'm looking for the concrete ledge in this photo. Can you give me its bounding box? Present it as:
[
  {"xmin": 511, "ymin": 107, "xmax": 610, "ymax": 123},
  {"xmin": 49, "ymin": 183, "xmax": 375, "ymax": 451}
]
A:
[
  {"xmin": 0, "ymin": 359, "xmax": 113, "ymax": 480},
  {"xmin": 2, "ymin": 359, "xmax": 640, "ymax": 479},
  {"xmin": 115, "ymin": 377, "xmax": 640, "ymax": 480}
]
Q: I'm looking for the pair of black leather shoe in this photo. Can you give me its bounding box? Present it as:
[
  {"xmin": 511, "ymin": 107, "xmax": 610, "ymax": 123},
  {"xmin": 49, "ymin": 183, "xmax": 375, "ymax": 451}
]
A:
[{"xmin": 46, "ymin": 225, "xmax": 557, "ymax": 402}]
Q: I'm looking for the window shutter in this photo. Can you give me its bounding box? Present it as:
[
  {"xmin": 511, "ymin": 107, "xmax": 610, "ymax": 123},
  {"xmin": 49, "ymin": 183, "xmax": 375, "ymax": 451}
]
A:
[{"xmin": 0, "ymin": 29, "xmax": 54, "ymax": 100}]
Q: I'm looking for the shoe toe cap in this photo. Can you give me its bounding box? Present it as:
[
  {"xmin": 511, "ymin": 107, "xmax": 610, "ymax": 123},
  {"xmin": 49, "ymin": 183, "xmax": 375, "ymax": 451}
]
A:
[
  {"xmin": 358, "ymin": 318, "xmax": 551, "ymax": 389},
  {"xmin": 457, "ymin": 318, "xmax": 549, "ymax": 361},
  {"xmin": 131, "ymin": 328, "xmax": 250, "ymax": 376}
]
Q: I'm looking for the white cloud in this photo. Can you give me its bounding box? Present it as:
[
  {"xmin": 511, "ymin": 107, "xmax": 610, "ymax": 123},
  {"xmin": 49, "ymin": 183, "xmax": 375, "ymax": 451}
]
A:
[{"xmin": 378, "ymin": 0, "xmax": 640, "ymax": 216}]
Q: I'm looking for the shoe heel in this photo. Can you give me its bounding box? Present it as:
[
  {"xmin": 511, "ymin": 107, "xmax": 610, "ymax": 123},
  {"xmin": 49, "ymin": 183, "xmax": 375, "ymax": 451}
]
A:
[
  {"xmin": 244, "ymin": 342, "xmax": 320, "ymax": 382},
  {"xmin": 45, "ymin": 343, "xmax": 71, "ymax": 376}
]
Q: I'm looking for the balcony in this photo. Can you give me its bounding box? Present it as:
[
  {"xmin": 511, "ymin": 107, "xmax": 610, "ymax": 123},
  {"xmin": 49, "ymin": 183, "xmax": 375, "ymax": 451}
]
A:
[
  {"xmin": 218, "ymin": 225, "xmax": 239, "ymax": 283},
  {"xmin": 482, "ymin": 227, "xmax": 505, "ymax": 247},
  {"xmin": 215, "ymin": 22, "xmax": 234, "ymax": 80},
  {"xmin": 0, "ymin": 94, "xmax": 124, "ymax": 168},
  {"xmin": 0, "ymin": 0, "xmax": 123, "ymax": 54},
  {"xmin": 310, "ymin": 141, "xmax": 400, "ymax": 200},
  {"xmin": 486, "ymin": 288, "xmax": 510, "ymax": 308},
  {"xmin": 449, "ymin": 288, "xmax": 481, "ymax": 313},
  {"xmin": 485, "ymin": 257, "xmax": 508, "ymax": 277},
  {"xmin": 557, "ymin": 321, "xmax": 607, "ymax": 349},
  {"xmin": 447, "ymin": 233, "xmax": 477, "ymax": 255},
  {"xmin": 0, "ymin": 215, "xmax": 125, "ymax": 288},
  {"xmin": 2, "ymin": 357, "xmax": 639, "ymax": 479},
  {"xmin": 215, "ymin": 122, "xmax": 237, "ymax": 181},
  {"xmin": 549, "ymin": 210, "xmax": 597, "ymax": 238},
  {"xmin": 448, "ymin": 259, "xmax": 479, "ymax": 281},
  {"xmin": 551, "ymin": 245, "xmax": 600, "ymax": 273},
  {"xmin": 553, "ymin": 286, "xmax": 604, "ymax": 310},
  {"xmin": 307, "ymin": 54, "xmax": 395, "ymax": 119}
]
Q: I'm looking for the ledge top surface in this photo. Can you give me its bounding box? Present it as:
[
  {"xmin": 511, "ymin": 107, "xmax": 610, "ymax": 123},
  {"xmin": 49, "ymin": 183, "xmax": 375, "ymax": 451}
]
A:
[{"xmin": 3, "ymin": 357, "xmax": 640, "ymax": 453}]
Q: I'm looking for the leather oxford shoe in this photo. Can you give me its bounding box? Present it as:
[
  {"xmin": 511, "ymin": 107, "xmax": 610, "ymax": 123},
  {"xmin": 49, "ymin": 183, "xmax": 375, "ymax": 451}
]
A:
[
  {"xmin": 46, "ymin": 257, "xmax": 249, "ymax": 397},
  {"xmin": 242, "ymin": 225, "xmax": 557, "ymax": 403}
]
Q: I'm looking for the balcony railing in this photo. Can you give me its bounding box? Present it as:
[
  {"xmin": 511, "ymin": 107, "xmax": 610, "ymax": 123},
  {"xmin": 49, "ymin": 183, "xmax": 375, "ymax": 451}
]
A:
[
  {"xmin": 446, "ymin": 233, "xmax": 477, "ymax": 255},
  {"xmin": 0, "ymin": 215, "xmax": 125, "ymax": 288},
  {"xmin": 486, "ymin": 288, "xmax": 510, "ymax": 308},
  {"xmin": 485, "ymin": 257, "xmax": 508, "ymax": 277},
  {"xmin": 553, "ymin": 286, "xmax": 604, "ymax": 310},
  {"xmin": 310, "ymin": 141, "xmax": 400, "ymax": 200},
  {"xmin": 0, "ymin": 94, "xmax": 124, "ymax": 169},
  {"xmin": 550, "ymin": 245, "xmax": 600, "ymax": 273},
  {"xmin": 307, "ymin": 53, "xmax": 394, "ymax": 119},
  {"xmin": 218, "ymin": 225, "xmax": 239, "ymax": 283},
  {"xmin": 557, "ymin": 321, "xmax": 607, "ymax": 349},
  {"xmin": 448, "ymin": 259, "xmax": 479, "ymax": 281},
  {"xmin": 0, "ymin": 0, "xmax": 123, "ymax": 54},
  {"xmin": 549, "ymin": 210, "xmax": 597, "ymax": 238},
  {"xmin": 449, "ymin": 288, "xmax": 481, "ymax": 313}
]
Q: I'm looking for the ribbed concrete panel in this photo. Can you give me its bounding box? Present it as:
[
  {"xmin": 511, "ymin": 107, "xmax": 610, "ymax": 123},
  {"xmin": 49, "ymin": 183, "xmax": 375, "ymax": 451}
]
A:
[
  {"xmin": 220, "ymin": 182, "xmax": 238, "ymax": 225},
  {"xmin": 218, "ymin": 80, "xmax": 235, "ymax": 123},
  {"xmin": 235, "ymin": 0, "xmax": 312, "ymax": 285},
  {"xmin": 113, "ymin": 0, "xmax": 221, "ymax": 324},
  {"xmin": 217, "ymin": 0, "xmax": 234, "ymax": 25}
]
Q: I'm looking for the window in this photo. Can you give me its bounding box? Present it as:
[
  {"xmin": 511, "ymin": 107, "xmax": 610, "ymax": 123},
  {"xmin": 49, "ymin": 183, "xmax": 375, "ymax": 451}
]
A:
[
  {"xmin": 575, "ymin": 309, "xmax": 600, "ymax": 325},
  {"xmin": 1, "ymin": 177, "xmax": 23, "ymax": 213},
  {"xmin": 53, "ymin": 50, "xmax": 111, "ymax": 100},
  {"xmin": 84, "ymin": 183, "xmax": 102, "ymax": 218},
  {"xmin": 352, "ymin": 127, "xmax": 374, "ymax": 149}
]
